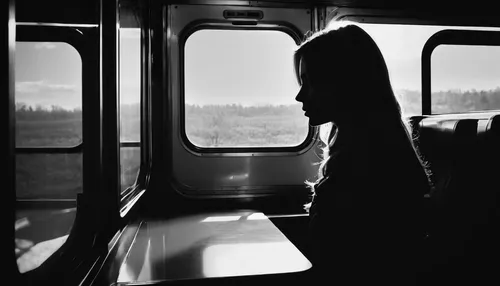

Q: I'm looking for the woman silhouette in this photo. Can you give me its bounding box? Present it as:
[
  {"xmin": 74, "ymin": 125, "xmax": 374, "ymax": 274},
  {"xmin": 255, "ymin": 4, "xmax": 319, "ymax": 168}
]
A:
[{"xmin": 294, "ymin": 22, "xmax": 431, "ymax": 284}]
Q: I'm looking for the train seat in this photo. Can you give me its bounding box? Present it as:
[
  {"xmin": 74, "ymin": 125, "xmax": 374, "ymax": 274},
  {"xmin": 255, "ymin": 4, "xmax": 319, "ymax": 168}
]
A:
[{"xmin": 415, "ymin": 113, "xmax": 500, "ymax": 282}]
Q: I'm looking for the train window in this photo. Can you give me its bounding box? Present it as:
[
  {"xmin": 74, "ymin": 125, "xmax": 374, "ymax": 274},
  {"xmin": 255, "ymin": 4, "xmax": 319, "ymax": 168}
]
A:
[
  {"xmin": 15, "ymin": 42, "xmax": 83, "ymax": 199},
  {"xmin": 120, "ymin": 28, "xmax": 141, "ymax": 192},
  {"xmin": 183, "ymin": 29, "xmax": 308, "ymax": 148},
  {"xmin": 332, "ymin": 21, "xmax": 500, "ymax": 116},
  {"xmin": 15, "ymin": 42, "xmax": 82, "ymax": 147},
  {"xmin": 15, "ymin": 40, "xmax": 81, "ymax": 273},
  {"xmin": 431, "ymin": 45, "xmax": 500, "ymax": 113}
]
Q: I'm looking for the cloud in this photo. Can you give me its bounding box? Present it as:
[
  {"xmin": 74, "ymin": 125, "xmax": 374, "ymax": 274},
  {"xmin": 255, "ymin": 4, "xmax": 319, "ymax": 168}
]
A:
[
  {"xmin": 16, "ymin": 81, "xmax": 77, "ymax": 93},
  {"xmin": 34, "ymin": 42, "xmax": 57, "ymax": 50},
  {"xmin": 15, "ymin": 81, "xmax": 80, "ymax": 109}
]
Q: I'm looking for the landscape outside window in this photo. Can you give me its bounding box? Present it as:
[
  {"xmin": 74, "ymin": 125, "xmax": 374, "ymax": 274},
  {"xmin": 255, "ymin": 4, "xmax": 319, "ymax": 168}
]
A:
[
  {"xmin": 184, "ymin": 29, "xmax": 309, "ymax": 148},
  {"xmin": 431, "ymin": 44, "xmax": 500, "ymax": 113}
]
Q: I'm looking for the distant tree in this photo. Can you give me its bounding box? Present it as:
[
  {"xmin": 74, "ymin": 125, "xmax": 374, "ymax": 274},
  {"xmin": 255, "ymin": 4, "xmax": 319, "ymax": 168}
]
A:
[{"xmin": 16, "ymin": 102, "xmax": 27, "ymax": 111}]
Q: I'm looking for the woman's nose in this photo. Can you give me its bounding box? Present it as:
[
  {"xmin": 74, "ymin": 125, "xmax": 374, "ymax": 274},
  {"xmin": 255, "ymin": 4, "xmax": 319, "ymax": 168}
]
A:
[{"xmin": 295, "ymin": 89, "xmax": 304, "ymax": 103}]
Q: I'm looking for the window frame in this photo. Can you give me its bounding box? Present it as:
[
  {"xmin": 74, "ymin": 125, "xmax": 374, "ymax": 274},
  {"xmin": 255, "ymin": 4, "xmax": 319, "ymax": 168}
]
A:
[
  {"xmin": 118, "ymin": 6, "xmax": 150, "ymax": 216},
  {"xmin": 15, "ymin": 25, "xmax": 94, "ymax": 204},
  {"xmin": 13, "ymin": 24, "xmax": 96, "ymax": 276},
  {"xmin": 422, "ymin": 29, "xmax": 500, "ymax": 115},
  {"xmin": 118, "ymin": 28, "xmax": 142, "ymax": 199},
  {"xmin": 178, "ymin": 21, "xmax": 314, "ymax": 155}
]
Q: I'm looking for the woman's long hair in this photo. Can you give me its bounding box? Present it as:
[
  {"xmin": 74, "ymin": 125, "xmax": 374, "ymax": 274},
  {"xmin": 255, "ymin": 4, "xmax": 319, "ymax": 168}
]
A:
[{"xmin": 295, "ymin": 22, "xmax": 432, "ymax": 211}]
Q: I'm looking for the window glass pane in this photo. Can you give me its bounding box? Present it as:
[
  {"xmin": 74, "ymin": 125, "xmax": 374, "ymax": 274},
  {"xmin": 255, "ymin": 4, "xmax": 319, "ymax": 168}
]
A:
[
  {"xmin": 120, "ymin": 147, "xmax": 140, "ymax": 192},
  {"xmin": 15, "ymin": 42, "xmax": 82, "ymax": 147},
  {"xmin": 184, "ymin": 30, "xmax": 308, "ymax": 148},
  {"xmin": 431, "ymin": 45, "xmax": 500, "ymax": 113},
  {"xmin": 16, "ymin": 153, "xmax": 82, "ymax": 199},
  {"xmin": 120, "ymin": 29, "xmax": 141, "ymax": 142},
  {"xmin": 120, "ymin": 28, "xmax": 141, "ymax": 192},
  {"xmin": 333, "ymin": 22, "xmax": 500, "ymax": 116}
]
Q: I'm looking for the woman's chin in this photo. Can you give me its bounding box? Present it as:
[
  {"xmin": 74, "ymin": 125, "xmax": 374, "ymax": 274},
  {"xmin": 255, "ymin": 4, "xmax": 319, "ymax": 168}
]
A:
[{"xmin": 309, "ymin": 117, "xmax": 329, "ymax": 127}]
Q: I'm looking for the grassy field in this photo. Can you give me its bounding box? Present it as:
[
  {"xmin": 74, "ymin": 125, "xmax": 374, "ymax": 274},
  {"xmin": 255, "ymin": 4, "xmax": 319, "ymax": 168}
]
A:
[
  {"xmin": 16, "ymin": 119, "xmax": 82, "ymax": 147},
  {"xmin": 15, "ymin": 87, "xmax": 500, "ymax": 199},
  {"xmin": 185, "ymin": 104, "xmax": 309, "ymax": 147}
]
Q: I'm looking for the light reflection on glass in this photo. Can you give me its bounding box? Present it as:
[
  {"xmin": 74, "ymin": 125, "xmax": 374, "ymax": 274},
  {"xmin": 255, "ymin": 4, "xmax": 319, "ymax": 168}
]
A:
[
  {"xmin": 117, "ymin": 263, "xmax": 136, "ymax": 283},
  {"xmin": 117, "ymin": 239, "xmax": 152, "ymax": 283},
  {"xmin": 202, "ymin": 242, "xmax": 311, "ymax": 277},
  {"xmin": 226, "ymin": 173, "xmax": 249, "ymax": 181},
  {"xmin": 201, "ymin": 216, "xmax": 241, "ymax": 223},
  {"xmin": 137, "ymin": 239, "xmax": 152, "ymax": 281},
  {"xmin": 247, "ymin": 213, "xmax": 266, "ymax": 220},
  {"xmin": 16, "ymin": 235, "xmax": 69, "ymax": 273}
]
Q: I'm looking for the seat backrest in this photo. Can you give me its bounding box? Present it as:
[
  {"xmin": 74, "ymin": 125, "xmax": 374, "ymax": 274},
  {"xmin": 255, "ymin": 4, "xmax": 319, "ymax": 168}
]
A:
[
  {"xmin": 418, "ymin": 118, "xmax": 477, "ymax": 199},
  {"xmin": 416, "ymin": 113, "xmax": 500, "ymax": 280}
]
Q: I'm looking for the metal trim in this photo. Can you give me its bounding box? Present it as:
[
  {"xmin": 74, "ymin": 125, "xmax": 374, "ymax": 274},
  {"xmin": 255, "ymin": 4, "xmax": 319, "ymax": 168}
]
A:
[
  {"xmin": 329, "ymin": 7, "xmax": 500, "ymax": 28},
  {"xmin": 120, "ymin": 141, "xmax": 140, "ymax": 148},
  {"xmin": 157, "ymin": 0, "xmax": 314, "ymax": 8},
  {"xmin": 5, "ymin": 0, "xmax": 18, "ymax": 278},
  {"xmin": 117, "ymin": 1, "xmax": 150, "ymax": 213},
  {"xmin": 99, "ymin": 0, "xmax": 121, "ymax": 224},
  {"xmin": 15, "ymin": 145, "xmax": 83, "ymax": 154},
  {"xmin": 17, "ymin": 22, "xmax": 98, "ymax": 28},
  {"xmin": 139, "ymin": 0, "xmax": 152, "ymax": 190},
  {"xmin": 169, "ymin": 180, "xmax": 311, "ymax": 198}
]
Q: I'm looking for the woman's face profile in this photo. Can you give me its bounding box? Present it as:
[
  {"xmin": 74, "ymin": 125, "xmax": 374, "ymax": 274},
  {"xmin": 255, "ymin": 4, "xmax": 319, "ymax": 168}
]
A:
[{"xmin": 295, "ymin": 57, "xmax": 332, "ymax": 126}]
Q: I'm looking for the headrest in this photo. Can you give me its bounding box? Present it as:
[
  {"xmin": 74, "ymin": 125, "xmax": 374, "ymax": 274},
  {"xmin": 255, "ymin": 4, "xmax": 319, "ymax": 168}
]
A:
[{"xmin": 419, "ymin": 118, "xmax": 477, "ymax": 147}]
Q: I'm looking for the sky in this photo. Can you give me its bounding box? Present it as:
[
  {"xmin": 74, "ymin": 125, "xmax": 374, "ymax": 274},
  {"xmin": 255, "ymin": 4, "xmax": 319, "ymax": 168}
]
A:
[
  {"xmin": 357, "ymin": 23, "xmax": 500, "ymax": 92},
  {"xmin": 184, "ymin": 30, "xmax": 299, "ymax": 106},
  {"xmin": 15, "ymin": 41, "xmax": 82, "ymax": 110},
  {"xmin": 15, "ymin": 24, "xmax": 500, "ymax": 110}
]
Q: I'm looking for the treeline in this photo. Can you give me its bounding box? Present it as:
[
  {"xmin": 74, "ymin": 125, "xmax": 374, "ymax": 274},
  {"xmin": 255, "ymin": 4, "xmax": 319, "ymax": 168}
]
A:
[
  {"xmin": 396, "ymin": 87, "xmax": 500, "ymax": 115},
  {"xmin": 15, "ymin": 103, "xmax": 140, "ymax": 121},
  {"xmin": 432, "ymin": 87, "xmax": 500, "ymax": 113},
  {"xmin": 14, "ymin": 87, "xmax": 500, "ymax": 147},
  {"xmin": 185, "ymin": 103, "xmax": 305, "ymax": 117},
  {"xmin": 15, "ymin": 103, "xmax": 82, "ymax": 121}
]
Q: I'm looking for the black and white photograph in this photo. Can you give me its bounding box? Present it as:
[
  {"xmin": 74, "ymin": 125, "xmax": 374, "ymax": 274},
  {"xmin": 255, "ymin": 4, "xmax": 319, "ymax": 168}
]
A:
[{"xmin": 6, "ymin": 0, "xmax": 500, "ymax": 285}]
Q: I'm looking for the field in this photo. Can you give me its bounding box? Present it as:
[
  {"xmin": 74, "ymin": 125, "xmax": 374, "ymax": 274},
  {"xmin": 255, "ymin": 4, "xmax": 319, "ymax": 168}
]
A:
[
  {"xmin": 15, "ymin": 87, "xmax": 500, "ymax": 199},
  {"xmin": 185, "ymin": 104, "xmax": 308, "ymax": 147}
]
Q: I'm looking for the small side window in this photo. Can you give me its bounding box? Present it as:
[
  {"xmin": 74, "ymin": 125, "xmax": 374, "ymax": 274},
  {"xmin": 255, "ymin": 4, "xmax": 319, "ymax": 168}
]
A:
[
  {"xmin": 431, "ymin": 45, "xmax": 500, "ymax": 113},
  {"xmin": 119, "ymin": 28, "xmax": 141, "ymax": 193}
]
